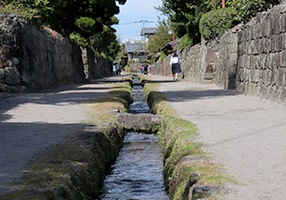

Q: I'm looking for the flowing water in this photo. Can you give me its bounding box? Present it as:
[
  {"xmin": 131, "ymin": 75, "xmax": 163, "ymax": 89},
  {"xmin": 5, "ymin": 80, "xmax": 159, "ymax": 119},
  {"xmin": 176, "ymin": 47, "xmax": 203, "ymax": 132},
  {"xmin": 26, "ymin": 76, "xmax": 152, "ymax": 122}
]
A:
[{"xmin": 99, "ymin": 78, "xmax": 169, "ymax": 200}]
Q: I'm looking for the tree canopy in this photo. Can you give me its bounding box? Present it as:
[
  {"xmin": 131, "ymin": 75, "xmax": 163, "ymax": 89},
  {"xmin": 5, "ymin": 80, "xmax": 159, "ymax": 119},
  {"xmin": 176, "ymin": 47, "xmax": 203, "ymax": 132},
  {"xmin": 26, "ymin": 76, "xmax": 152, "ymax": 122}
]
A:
[
  {"xmin": 157, "ymin": 0, "xmax": 280, "ymax": 45},
  {"xmin": 0, "ymin": 0, "xmax": 126, "ymax": 59},
  {"xmin": 147, "ymin": 19, "xmax": 173, "ymax": 55},
  {"xmin": 157, "ymin": 0, "xmax": 222, "ymax": 45}
]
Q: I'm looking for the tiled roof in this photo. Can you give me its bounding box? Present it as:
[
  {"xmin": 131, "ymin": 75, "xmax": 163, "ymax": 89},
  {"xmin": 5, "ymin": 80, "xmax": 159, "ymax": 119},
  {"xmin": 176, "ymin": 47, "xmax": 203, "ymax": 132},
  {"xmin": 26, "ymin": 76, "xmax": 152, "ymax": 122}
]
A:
[
  {"xmin": 125, "ymin": 43, "xmax": 145, "ymax": 53},
  {"xmin": 140, "ymin": 27, "xmax": 157, "ymax": 36}
]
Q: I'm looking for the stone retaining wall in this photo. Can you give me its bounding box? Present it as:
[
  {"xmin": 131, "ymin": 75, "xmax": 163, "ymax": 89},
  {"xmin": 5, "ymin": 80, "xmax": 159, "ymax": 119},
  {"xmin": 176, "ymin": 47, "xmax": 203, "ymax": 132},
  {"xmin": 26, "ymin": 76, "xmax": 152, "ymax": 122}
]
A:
[
  {"xmin": 0, "ymin": 14, "xmax": 86, "ymax": 92},
  {"xmin": 82, "ymin": 48, "xmax": 112, "ymax": 80},
  {"xmin": 0, "ymin": 14, "xmax": 85, "ymax": 92},
  {"xmin": 236, "ymin": 2, "xmax": 286, "ymax": 102},
  {"xmin": 149, "ymin": 40, "xmax": 221, "ymax": 84},
  {"xmin": 151, "ymin": 1, "xmax": 286, "ymax": 103}
]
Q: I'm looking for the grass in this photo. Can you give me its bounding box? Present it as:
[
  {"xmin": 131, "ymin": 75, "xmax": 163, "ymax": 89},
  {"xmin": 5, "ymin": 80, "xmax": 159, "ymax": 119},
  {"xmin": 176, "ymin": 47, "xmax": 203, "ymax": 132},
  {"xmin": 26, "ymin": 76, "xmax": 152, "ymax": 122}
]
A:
[
  {"xmin": 80, "ymin": 82, "xmax": 132, "ymax": 126},
  {"xmin": 143, "ymin": 78, "xmax": 236, "ymax": 200}
]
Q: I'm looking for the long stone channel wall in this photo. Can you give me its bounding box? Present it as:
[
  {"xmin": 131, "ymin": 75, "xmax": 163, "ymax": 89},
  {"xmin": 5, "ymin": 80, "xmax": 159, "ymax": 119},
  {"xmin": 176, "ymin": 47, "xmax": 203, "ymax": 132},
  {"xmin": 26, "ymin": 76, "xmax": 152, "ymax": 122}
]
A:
[{"xmin": 150, "ymin": 1, "xmax": 286, "ymax": 103}]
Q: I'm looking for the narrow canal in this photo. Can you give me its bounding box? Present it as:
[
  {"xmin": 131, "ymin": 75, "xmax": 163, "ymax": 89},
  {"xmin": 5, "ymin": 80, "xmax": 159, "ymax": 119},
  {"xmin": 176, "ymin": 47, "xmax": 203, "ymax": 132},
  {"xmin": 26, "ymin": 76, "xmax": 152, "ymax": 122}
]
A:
[{"xmin": 99, "ymin": 78, "xmax": 169, "ymax": 200}]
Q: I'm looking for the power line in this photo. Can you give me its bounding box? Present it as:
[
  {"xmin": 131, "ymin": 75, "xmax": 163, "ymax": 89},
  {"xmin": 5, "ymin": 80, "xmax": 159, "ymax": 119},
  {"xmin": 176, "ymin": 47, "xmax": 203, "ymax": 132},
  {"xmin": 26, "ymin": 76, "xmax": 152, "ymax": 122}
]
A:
[{"xmin": 114, "ymin": 20, "xmax": 156, "ymax": 26}]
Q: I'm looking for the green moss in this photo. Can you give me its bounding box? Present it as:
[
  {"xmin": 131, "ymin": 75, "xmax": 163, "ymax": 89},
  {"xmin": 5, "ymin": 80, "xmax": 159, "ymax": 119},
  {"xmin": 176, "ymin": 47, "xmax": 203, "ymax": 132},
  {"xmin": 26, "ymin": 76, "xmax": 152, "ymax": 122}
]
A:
[{"xmin": 143, "ymin": 78, "xmax": 235, "ymax": 200}]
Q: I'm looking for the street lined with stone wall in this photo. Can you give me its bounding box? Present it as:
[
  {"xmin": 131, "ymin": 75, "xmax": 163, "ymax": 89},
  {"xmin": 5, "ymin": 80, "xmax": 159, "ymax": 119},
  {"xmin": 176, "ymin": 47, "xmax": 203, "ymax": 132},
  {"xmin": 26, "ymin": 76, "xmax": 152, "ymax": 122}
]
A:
[{"xmin": 150, "ymin": 1, "xmax": 286, "ymax": 104}]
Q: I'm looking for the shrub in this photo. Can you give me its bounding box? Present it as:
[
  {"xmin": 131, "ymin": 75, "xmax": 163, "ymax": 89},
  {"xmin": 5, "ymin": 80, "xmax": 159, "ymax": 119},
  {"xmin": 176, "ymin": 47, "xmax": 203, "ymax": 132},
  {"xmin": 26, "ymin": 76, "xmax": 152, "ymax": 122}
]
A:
[
  {"xmin": 228, "ymin": 0, "xmax": 280, "ymax": 23},
  {"xmin": 178, "ymin": 34, "xmax": 193, "ymax": 50},
  {"xmin": 199, "ymin": 7, "xmax": 239, "ymax": 41}
]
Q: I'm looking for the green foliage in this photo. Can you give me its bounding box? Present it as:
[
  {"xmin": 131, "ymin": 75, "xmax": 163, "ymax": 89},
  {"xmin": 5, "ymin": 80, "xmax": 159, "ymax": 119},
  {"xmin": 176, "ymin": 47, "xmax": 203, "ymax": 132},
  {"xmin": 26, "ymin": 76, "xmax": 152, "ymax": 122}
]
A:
[
  {"xmin": 147, "ymin": 18, "xmax": 173, "ymax": 55},
  {"xmin": 159, "ymin": 51, "xmax": 167, "ymax": 60},
  {"xmin": 75, "ymin": 17, "xmax": 96, "ymax": 37},
  {"xmin": 157, "ymin": 0, "xmax": 222, "ymax": 45},
  {"xmin": 227, "ymin": 0, "xmax": 280, "ymax": 23},
  {"xmin": 199, "ymin": 8, "xmax": 239, "ymax": 41},
  {"xmin": 70, "ymin": 32, "xmax": 89, "ymax": 47},
  {"xmin": 178, "ymin": 34, "xmax": 193, "ymax": 50},
  {"xmin": 0, "ymin": 0, "xmax": 126, "ymax": 56},
  {"xmin": 0, "ymin": 0, "xmax": 38, "ymax": 20}
]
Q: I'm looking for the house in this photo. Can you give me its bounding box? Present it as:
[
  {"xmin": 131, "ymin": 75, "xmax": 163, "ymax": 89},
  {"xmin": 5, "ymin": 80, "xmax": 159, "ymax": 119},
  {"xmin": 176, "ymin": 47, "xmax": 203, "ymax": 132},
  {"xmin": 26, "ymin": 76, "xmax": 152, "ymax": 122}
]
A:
[
  {"xmin": 160, "ymin": 38, "xmax": 180, "ymax": 54},
  {"xmin": 123, "ymin": 43, "xmax": 147, "ymax": 61},
  {"xmin": 140, "ymin": 27, "xmax": 157, "ymax": 38}
]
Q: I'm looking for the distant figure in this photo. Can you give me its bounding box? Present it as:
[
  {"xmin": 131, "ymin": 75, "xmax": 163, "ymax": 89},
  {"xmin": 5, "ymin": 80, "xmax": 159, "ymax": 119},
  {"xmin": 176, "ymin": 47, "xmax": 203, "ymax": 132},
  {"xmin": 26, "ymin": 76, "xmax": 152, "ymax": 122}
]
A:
[
  {"xmin": 117, "ymin": 65, "xmax": 122, "ymax": 75},
  {"xmin": 170, "ymin": 51, "xmax": 182, "ymax": 81},
  {"xmin": 143, "ymin": 61, "xmax": 149, "ymax": 75},
  {"xmin": 113, "ymin": 62, "xmax": 118, "ymax": 76},
  {"xmin": 139, "ymin": 63, "xmax": 143, "ymax": 74}
]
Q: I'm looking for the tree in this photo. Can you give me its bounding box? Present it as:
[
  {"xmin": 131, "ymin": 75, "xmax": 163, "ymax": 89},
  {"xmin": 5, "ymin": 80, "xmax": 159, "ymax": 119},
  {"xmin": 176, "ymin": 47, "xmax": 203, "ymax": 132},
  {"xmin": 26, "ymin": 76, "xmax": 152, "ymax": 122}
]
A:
[
  {"xmin": 157, "ymin": 0, "xmax": 222, "ymax": 45},
  {"xmin": 0, "ymin": 0, "xmax": 126, "ymax": 44},
  {"xmin": 147, "ymin": 19, "xmax": 173, "ymax": 55},
  {"xmin": 199, "ymin": 7, "xmax": 238, "ymax": 40},
  {"xmin": 227, "ymin": 0, "xmax": 280, "ymax": 23},
  {"xmin": 0, "ymin": 0, "xmax": 126, "ymax": 59}
]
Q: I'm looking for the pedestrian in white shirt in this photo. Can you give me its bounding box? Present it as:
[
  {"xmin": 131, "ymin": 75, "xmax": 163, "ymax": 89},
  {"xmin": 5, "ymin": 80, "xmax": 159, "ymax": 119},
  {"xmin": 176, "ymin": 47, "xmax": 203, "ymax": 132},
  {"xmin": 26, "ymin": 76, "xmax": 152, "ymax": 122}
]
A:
[{"xmin": 170, "ymin": 51, "xmax": 182, "ymax": 81}]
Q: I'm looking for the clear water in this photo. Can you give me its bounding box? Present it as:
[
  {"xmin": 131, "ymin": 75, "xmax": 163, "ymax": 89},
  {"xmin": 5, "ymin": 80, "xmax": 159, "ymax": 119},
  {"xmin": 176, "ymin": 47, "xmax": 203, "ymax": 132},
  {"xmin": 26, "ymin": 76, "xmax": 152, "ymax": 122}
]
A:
[
  {"xmin": 98, "ymin": 78, "xmax": 169, "ymax": 200},
  {"xmin": 99, "ymin": 132, "xmax": 168, "ymax": 200}
]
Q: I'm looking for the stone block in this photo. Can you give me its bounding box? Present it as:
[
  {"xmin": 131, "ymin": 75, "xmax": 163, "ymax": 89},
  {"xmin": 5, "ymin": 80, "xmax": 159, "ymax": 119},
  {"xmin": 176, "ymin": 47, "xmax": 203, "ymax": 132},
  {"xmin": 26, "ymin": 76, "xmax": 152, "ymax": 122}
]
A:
[
  {"xmin": 266, "ymin": 70, "xmax": 273, "ymax": 86},
  {"xmin": 269, "ymin": 53, "xmax": 276, "ymax": 69},
  {"xmin": 279, "ymin": 87, "xmax": 286, "ymax": 102},
  {"xmin": 261, "ymin": 70, "xmax": 267, "ymax": 85},
  {"xmin": 275, "ymin": 34, "xmax": 283, "ymax": 52},
  {"xmin": 265, "ymin": 20, "xmax": 272, "ymax": 38},
  {"xmin": 281, "ymin": 50, "xmax": 286, "ymax": 67},
  {"xmin": 278, "ymin": 68, "xmax": 284, "ymax": 86},
  {"xmin": 275, "ymin": 53, "xmax": 281, "ymax": 67},
  {"xmin": 4, "ymin": 67, "xmax": 20, "ymax": 85},
  {"xmin": 263, "ymin": 38, "xmax": 271, "ymax": 54},
  {"xmin": 0, "ymin": 68, "xmax": 4, "ymax": 79}
]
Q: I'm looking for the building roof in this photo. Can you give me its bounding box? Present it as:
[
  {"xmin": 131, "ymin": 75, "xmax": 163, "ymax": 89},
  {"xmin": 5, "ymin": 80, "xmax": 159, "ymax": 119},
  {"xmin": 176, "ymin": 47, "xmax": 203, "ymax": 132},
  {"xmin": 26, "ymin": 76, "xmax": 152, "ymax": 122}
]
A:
[
  {"xmin": 124, "ymin": 43, "xmax": 145, "ymax": 53},
  {"xmin": 140, "ymin": 27, "xmax": 157, "ymax": 36}
]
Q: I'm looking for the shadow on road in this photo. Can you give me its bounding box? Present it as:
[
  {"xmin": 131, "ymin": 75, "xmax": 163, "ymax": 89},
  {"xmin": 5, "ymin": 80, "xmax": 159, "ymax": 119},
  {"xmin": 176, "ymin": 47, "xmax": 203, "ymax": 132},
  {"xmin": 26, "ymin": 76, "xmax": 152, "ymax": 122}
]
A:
[{"xmin": 164, "ymin": 89, "xmax": 237, "ymax": 102}]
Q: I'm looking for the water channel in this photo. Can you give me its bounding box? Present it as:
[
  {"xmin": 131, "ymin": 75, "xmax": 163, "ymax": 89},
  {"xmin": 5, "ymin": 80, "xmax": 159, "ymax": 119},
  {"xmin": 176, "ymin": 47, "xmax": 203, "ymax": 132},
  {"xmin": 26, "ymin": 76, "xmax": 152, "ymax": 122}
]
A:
[{"xmin": 99, "ymin": 78, "xmax": 169, "ymax": 200}]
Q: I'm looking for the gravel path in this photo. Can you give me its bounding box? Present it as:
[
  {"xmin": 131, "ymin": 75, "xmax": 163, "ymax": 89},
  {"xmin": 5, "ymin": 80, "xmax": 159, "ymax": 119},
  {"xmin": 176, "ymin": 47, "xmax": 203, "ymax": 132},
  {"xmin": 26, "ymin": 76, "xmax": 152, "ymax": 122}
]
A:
[
  {"xmin": 0, "ymin": 76, "xmax": 123, "ymax": 195},
  {"xmin": 150, "ymin": 75, "xmax": 286, "ymax": 200}
]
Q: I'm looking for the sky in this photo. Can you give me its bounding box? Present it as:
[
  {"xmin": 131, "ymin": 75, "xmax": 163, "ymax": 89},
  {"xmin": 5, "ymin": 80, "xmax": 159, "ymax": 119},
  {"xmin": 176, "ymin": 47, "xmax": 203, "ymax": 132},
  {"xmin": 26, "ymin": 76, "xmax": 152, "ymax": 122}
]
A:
[{"xmin": 113, "ymin": 0, "xmax": 165, "ymax": 43}]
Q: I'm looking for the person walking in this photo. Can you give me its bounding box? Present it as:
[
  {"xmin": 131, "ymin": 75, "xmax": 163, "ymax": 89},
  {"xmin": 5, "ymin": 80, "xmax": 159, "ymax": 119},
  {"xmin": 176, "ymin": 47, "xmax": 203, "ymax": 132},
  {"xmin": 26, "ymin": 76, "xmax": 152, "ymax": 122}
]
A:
[{"xmin": 170, "ymin": 51, "xmax": 182, "ymax": 81}]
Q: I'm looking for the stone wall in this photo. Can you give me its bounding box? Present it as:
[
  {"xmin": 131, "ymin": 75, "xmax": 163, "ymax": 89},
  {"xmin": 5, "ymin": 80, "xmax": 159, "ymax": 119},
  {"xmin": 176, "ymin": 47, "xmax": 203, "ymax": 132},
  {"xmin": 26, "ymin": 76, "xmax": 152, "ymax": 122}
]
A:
[
  {"xmin": 151, "ymin": 1, "xmax": 286, "ymax": 103},
  {"xmin": 82, "ymin": 48, "xmax": 112, "ymax": 80},
  {"xmin": 236, "ymin": 2, "xmax": 286, "ymax": 102},
  {"xmin": 216, "ymin": 24, "xmax": 242, "ymax": 89},
  {"xmin": 150, "ymin": 40, "xmax": 221, "ymax": 83},
  {"xmin": 0, "ymin": 14, "xmax": 85, "ymax": 92}
]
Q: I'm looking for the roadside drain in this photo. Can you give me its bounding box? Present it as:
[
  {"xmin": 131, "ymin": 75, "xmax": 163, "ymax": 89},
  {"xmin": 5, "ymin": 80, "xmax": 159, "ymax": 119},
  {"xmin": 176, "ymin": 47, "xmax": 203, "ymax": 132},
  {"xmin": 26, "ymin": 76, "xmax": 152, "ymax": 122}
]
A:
[{"xmin": 99, "ymin": 77, "xmax": 168, "ymax": 199}]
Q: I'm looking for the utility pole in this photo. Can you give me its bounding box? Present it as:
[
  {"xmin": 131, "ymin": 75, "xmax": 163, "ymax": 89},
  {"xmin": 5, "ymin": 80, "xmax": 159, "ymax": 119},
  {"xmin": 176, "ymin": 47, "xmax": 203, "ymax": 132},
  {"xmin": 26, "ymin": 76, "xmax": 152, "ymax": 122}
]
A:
[{"xmin": 222, "ymin": 0, "xmax": 225, "ymax": 8}]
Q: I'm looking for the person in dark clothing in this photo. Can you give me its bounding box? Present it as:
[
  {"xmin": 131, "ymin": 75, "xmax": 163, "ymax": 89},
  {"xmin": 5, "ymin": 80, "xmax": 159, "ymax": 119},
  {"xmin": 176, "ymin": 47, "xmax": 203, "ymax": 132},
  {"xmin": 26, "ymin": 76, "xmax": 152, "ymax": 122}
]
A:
[{"xmin": 143, "ymin": 61, "xmax": 149, "ymax": 75}]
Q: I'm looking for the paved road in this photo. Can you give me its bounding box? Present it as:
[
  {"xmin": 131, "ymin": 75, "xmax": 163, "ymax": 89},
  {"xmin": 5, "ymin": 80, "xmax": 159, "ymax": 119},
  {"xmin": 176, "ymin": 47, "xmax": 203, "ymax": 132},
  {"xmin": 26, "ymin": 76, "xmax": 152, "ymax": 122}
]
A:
[
  {"xmin": 149, "ymin": 75, "xmax": 286, "ymax": 200},
  {"xmin": 0, "ymin": 76, "xmax": 124, "ymax": 195}
]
